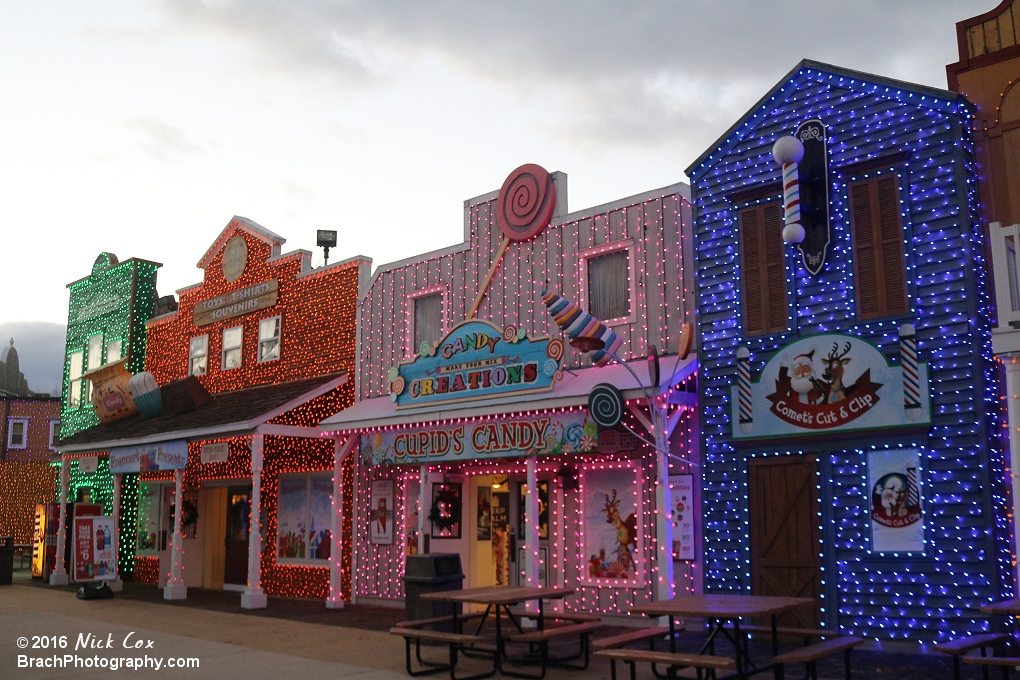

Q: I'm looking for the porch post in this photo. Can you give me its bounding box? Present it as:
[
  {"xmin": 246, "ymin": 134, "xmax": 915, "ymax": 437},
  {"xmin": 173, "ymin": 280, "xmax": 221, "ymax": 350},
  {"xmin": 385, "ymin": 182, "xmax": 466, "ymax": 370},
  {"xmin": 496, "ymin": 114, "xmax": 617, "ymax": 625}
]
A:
[
  {"xmin": 241, "ymin": 433, "xmax": 267, "ymax": 609},
  {"xmin": 654, "ymin": 397, "xmax": 675, "ymax": 601},
  {"xmin": 164, "ymin": 468, "xmax": 187, "ymax": 599},
  {"xmin": 110, "ymin": 472, "xmax": 124, "ymax": 592},
  {"xmin": 49, "ymin": 456, "xmax": 69, "ymax": 585},
  {"xmin": 418, "ymin": 465, "xmax": 428, "ymax": 554},
  {"xmin": 1005, "ymin": 357, "xmax": 1020, "ymax": 571},
  {"xmin": 328, "ymin": 435, "xmax": 358, "ymax": 609},
  {"xmin": 524, "ymin": 456, "xmax": 540, "ymax": 591}
]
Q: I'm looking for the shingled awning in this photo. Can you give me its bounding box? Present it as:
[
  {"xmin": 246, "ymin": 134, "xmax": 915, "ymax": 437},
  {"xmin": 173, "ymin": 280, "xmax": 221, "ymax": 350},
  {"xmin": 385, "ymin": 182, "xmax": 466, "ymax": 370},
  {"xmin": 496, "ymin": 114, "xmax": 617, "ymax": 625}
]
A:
[{"xmin": 59, "ymin": 373, "xmax": 346, "ymax": 454}]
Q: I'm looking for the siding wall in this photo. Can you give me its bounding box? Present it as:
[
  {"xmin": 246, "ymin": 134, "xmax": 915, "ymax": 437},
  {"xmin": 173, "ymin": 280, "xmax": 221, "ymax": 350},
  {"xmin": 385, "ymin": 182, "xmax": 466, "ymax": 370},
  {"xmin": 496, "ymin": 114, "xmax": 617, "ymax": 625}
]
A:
[{"xmin": 689, "ymin": 67, "xmax": 1010, "ymax": 641}]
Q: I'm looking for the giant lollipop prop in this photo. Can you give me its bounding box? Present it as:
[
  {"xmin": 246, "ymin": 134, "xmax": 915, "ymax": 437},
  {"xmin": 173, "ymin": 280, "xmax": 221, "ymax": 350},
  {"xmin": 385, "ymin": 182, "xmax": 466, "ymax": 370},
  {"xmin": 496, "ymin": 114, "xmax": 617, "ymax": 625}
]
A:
[
  {"xmin": 467, "ymin": 164, "xmax": 556, "ymax": 319},
  {"xmin": 541, "ymin": 288, "xmax": 622, "ymax": 366}
]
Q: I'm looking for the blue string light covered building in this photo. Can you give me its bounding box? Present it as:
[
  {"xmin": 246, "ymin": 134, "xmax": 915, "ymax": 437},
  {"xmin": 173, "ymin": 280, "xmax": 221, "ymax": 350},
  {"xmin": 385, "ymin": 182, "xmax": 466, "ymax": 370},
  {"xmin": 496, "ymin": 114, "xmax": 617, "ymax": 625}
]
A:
[{"xmin": 686, "ymin": 60, "xmax": 1012, "ymax": 641}]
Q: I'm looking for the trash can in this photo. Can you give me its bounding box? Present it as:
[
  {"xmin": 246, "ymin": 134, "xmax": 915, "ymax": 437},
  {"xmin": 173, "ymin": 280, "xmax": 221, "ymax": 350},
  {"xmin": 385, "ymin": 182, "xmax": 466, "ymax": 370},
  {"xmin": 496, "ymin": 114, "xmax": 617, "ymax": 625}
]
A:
[
  {"xmin": 403, "ymin": 553, "xmax": 464, "ymax": 623},
  {"xmin": 0, "ymin": 537, "xmax": 14, "ymax": 585}
]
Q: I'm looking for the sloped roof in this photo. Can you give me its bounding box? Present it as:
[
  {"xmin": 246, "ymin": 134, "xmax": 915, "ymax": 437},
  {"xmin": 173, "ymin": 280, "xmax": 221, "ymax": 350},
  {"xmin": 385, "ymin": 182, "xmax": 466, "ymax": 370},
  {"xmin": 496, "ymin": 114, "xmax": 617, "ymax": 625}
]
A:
[
  {"xmin": 59, "ymin": 373, "xmax": 345, "ymax": 452},
  {"xmin": 197, "ymin": 215, "xmax": 287, "ymax": 270},
  {"xmin": 685, "ymin": 59, "xmax": 969, "ymax": 178}
]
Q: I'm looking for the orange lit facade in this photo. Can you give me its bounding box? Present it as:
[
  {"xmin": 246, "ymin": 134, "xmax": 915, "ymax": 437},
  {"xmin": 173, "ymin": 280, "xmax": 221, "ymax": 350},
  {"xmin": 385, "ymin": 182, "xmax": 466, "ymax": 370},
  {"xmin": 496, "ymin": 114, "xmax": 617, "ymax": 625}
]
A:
[{"xmin": 0, "ymin": 396, "xmax": 59, "ymax": 543}]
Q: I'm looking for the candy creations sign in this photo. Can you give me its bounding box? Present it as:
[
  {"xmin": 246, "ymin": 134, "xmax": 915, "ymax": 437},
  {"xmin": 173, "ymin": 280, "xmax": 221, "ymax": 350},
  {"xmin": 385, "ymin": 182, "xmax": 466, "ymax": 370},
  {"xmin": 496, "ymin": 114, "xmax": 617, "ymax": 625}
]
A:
[
  {"xmin": 361, "ymin": 411, "xmax": 598, "ymax": 466},
  {"xmin": 731, "ymin": 331, "xmax": 931, "ymax": 440},
  {"xmin": 388, "ymin": 319, "xmax": 564, "ymax": 409}
]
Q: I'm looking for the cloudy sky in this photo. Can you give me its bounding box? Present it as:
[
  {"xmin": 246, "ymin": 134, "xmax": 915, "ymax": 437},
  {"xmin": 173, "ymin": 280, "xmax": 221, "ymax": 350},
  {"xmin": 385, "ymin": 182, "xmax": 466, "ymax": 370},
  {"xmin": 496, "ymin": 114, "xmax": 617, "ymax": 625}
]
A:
[{"xmin": 0, "ymin": 0, "xmax": 992, "ymax": 391}]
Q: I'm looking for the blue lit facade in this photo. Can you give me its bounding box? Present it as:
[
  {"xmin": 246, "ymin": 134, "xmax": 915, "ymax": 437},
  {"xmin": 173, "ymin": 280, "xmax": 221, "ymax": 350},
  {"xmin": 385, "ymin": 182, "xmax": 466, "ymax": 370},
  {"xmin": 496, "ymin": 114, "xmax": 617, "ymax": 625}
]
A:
[{"xmin": 686, "ymin": 60, "xmax": 1012, "ymax": 642}]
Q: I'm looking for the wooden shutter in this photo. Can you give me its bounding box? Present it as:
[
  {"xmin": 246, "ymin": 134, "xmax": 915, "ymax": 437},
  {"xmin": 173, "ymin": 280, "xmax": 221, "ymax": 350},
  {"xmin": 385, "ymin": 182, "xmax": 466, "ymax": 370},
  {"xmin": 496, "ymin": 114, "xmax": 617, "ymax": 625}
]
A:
[
  {"xmin": 850, "ymin": 176, "xmax": 907, "ymax": 319},
  {"xmin": 739, "ymin": 204, "xmax": 787, "ymax": 336}
]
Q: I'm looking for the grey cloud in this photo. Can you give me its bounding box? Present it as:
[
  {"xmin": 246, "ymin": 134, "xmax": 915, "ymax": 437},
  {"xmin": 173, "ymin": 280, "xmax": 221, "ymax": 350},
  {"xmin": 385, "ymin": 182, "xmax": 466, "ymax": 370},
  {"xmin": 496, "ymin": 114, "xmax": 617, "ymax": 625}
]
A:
[{"xmin": 126, "ymin": 116, "xmax": 204, "ymax": 160}]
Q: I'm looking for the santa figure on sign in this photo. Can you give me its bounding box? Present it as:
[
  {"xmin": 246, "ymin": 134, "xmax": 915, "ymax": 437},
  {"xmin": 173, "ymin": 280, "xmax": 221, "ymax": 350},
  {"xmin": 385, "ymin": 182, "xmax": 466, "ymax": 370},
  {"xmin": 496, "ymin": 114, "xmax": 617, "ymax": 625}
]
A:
[{"xmin": 786, "ymin": 351, "xmax": 825, "ymax": 405}]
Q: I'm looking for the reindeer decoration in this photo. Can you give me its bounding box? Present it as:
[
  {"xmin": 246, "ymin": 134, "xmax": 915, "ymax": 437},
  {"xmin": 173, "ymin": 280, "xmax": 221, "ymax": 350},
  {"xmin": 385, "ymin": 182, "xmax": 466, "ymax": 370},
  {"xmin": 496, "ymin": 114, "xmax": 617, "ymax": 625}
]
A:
[
  {"xmin": 821, "ymin": 342, "xmax": 856, "ymax": 403},
  {"xmin": 602, "ymin": 490, "xmax": 638, "ymax": 572}
]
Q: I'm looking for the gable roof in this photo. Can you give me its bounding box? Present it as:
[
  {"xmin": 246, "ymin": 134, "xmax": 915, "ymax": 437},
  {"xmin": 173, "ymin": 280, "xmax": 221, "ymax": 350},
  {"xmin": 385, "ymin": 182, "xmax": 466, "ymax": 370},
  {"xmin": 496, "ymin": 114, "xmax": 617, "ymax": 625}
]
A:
[
  {"xmin": 197, "ymin": 216, "xmax": 287, "ymax": 270},
  {"xmin": 685, "ymin": 59, "xmax": 969, "ymax": 178}
]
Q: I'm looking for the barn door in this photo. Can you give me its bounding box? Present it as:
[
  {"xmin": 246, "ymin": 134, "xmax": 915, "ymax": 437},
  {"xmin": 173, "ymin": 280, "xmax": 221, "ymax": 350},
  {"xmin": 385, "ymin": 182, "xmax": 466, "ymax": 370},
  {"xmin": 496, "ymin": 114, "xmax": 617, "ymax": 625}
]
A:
[{"xmin": 748, "ymin": 454, "xmax": 823, "ymax": 627}]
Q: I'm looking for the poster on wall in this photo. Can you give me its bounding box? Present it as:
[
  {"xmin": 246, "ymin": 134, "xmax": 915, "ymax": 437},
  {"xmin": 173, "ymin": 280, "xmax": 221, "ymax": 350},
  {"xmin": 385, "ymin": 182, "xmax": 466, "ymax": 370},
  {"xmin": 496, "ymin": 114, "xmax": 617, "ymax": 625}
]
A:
[
  {"xmin": 477, "ymin": 486, "xmax": 491, "ymax": 541},
  {"xmin": 517, "ymin": 546, "xmax": 548, "ymax": 587},
  {"xmin": 491, "ymin": 491, "xmax": 510, "ymax": 585},
  {"xmin": 517, "ymin": 481, "xmax": 550, "ymax": 540},
  {"xmin": 430, "ymin": 482, "xmax": 462, "ymax": 539},
  {"xmin": 72, "ymin": 517, "xmax": 117, "ymax": 582},
  {"xmin": 868, "ymin": 449, "xmax": 924, "ymax": 553},
  {"xmin": 582, "ymin": 466, "xmax": 643, "ymax": 586},
  {"xmin": 405, "ymin": 477, "xmax": 420, "ymax": 555},
  {"xmin": 277, "ymin": 477, "xmax": 308, "ymax": 559},
  {"xmin": 136, "ymin": 483, "xmax": 161, "ymax": 556},
  {"xmin": 309, "ymin": 477, "xmax": 332, "ymax": 560},
  {"xmin": 371, "ymin": 480, "xmax": 395, "ymax": 545},
  {"xmin": 669, "ymin": 475, "xmax": 696, "ymax": 561}
]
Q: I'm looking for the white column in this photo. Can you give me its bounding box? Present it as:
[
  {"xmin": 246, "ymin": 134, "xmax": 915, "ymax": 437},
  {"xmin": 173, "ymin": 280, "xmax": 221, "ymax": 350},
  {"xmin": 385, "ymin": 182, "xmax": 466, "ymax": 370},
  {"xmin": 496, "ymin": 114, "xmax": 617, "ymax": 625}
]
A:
[
  {"xmin": 327, "ymin": 436, "xmax": 357, "ymax": 609},
  {"xmin": 242, "ymin": 433, "xmax": 267, "ymax": 609},
  {"xmin": 524, "ymin": 456, "xmax": 539, "ymax": 591},
  {"xmin": 418, "ymin": 465, "xmax": 428, "ymax": 554},
  {"xmin": 109, "ymin": 473, "xmax": 124, "ymax": 592},
  {"xmin": 654, "ymin": 397, "xmax": 675, "ymax": 601},
  {"xmin": 49, "ymin": 457, "xmax": 69, "ymax": 585},
  {"xmin": 163, "ymin": 468, "xmax": 187, "ymax": 600},
  {"xmin": 1006, "ymin": 357, "xmax": 1020, "ymax": 574}
]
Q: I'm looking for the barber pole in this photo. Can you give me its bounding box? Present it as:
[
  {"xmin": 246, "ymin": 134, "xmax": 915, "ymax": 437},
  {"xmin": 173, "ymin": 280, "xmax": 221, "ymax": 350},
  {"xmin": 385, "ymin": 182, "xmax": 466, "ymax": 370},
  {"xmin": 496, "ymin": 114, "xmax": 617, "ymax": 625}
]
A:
[
  {"xmin": 737, "ymin": 347, "xmax": 753, "ymax": 433},
  {"xmin": 772, "ymin": 136, "xmax": 806, "ymax": 244},
  {"xmin": 899, "ymin": 324, "xmax": 920, "ymax": 420}
]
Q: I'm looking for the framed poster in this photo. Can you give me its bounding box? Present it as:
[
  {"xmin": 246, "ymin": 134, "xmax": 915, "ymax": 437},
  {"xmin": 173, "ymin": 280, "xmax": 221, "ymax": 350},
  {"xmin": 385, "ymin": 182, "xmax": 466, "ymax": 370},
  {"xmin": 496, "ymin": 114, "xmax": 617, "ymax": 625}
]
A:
[
  {"xmin": 277, "ymin": 477, "xmax": 309, "ymax": 558},
  {"xmin": 517, "ymin": 481, "xmax": 550, "ymax": 540},
  {"xmin": 477, "ymin": 486, "xmax": 491, "ymax": 541},
  {"xmin": 405, "ymin": 477, "xmax": 420, "ymax": 555},
  {"xmin": 868, "ymin": 449, "xmax": 924, "ymax": 553},
  {"xmin": 72, "ymin": 516, "xmax": 117, "ymax": 582},
  {"xmin": 371, "ymin": 480, "xmax": 395, "ymax": 545},
  {"xmin": 581, "ymin": 465, "xmax": 644, "ymax": 586},
  {"xmin": 517, "ymin": 546, "xmax": 548, "ymax": 587},
  {"xmin": 430, "ymin": 482, "xmax": 462, "ymax": 539},
  {"xmin": 669, "ymin": 474, "xmax": 696, "ymax": 561},
  {"xmin": 491, "ymin": 490, "xmax": 510, "ymax": 584}
]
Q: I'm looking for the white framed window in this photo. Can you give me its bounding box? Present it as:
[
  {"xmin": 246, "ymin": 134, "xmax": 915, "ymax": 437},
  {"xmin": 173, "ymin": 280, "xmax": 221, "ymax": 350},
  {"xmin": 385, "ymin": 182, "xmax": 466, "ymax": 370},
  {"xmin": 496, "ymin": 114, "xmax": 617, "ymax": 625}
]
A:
[
  {"xmin": 49, "ymin": 420, "xmax": 60, "ymax": 450},
  {"xmin": 189, "ymin": 335, "xmax": 208, "ymax": 376},
  {"xmin": 258, "ymin": 316, "xmax": 281, "ymax": 363},
  {"xmin": 86, "ymin": 334, "xmax": 103, "ymax": 402},
  {"xmin": 406, "ymin": 286, "xmax": 446, "ymax": 356},
  {"xmin": 7, "ymin": 418, "xmax": 29, "ymax": 450},
  {"xmin": 222, "ymin": 327, "xmax": 243, "ymax": 370},
  {"xmin": 67, "ymin": 351, "xmax": 84, "ymax": 408},
  {"xmin": 105, "ymin": 338, "xmax": 123, "ymax": 365},
  {"xmin": 276, "ymin": 473, "xmax": 333, "ymax": 563},
  {"xmin": 579, "ymin": 240, "xmax": 635, "ymax": 325}
]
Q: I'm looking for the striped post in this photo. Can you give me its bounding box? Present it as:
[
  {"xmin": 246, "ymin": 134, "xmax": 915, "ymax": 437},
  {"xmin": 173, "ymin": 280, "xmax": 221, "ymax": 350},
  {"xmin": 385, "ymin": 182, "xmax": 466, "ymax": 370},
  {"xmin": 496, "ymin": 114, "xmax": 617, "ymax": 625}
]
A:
[
  {"xmin": 782, "ymin": 161, "xmax": 801, "ymax": 228},
  {"xmin": 899, "ymin": 324, "xmax": 920, "ymax": 420},
  {"xmin": 737, "ymin": 347, "xmax": 753, "ymax": 433},
  {"xmin": 906, "ymin": 466, "xmax": 920, "ymax": 510}
]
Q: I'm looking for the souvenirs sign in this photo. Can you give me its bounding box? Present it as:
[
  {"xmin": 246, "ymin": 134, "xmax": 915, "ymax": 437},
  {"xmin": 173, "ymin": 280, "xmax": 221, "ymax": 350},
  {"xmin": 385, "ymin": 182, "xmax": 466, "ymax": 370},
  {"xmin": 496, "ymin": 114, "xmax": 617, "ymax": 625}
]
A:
[
  {"xmin": 389, "ymin": 319, "xmax": 564, "ymax": 409},
  {"xmin": 732, "ymin": 329, "xmax": 930, "ymax": 440},
  {"xmin": 193, "ymin": 278, "xmax": 278, "ymax": 327},
  {"xmin": 110, "ymin": 439, "xmax": 189, "ymax": 473},
  {"xmin": 361, "ymin": 411, "xmax": 598, "ymax": 466}
]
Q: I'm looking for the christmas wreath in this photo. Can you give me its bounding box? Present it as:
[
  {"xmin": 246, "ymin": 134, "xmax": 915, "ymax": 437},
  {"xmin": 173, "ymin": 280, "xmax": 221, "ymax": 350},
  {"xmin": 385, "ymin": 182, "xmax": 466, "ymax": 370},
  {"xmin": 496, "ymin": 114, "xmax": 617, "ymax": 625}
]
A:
[
  {"xmin": 181, "ymin": 499, "xmax": 199, "ymax": 529},
  {"xmin": 428, "ymin": 485, "xmax": 462, "ymax": 532}
]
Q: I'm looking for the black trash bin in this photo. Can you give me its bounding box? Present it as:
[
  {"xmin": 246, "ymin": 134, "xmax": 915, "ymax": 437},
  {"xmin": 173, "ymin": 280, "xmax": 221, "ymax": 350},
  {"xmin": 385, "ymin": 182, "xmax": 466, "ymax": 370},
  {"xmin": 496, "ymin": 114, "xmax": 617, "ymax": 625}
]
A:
[
  {"xmin": 0, "ymin": 537, "xmax": 14, "ymax": 585},
  {"xmin": 403, "ymin": 553, "xmax": 464, "ymax": 623}
]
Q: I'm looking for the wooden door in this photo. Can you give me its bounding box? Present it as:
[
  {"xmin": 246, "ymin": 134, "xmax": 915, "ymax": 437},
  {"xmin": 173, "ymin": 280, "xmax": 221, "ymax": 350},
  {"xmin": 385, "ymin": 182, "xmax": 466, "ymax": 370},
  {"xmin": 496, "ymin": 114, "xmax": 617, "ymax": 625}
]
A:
[
  {"xmin": 223, "ymin": 486, "xmax": 251, "ymax": 586},
  {"xmin": 748, "ymin": 455, "xmax": 823, "ymax": 627}
]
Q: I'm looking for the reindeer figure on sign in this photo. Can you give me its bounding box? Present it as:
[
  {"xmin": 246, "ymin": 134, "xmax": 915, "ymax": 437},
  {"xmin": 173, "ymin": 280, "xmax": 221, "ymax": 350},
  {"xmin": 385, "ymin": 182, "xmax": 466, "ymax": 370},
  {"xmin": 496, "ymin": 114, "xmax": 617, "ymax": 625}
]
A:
[{"xmin": 821, "ymin": 341, "xmax": 853, "ymax": 403}]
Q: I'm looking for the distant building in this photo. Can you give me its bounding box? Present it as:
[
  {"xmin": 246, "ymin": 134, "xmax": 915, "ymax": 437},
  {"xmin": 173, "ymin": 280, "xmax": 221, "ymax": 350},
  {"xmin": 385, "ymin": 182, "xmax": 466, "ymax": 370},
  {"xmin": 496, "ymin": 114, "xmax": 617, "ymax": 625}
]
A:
[
  {"xmin": 0, "ymin": 395, "xmax": 59, "ymax": 543},
  {"xmin": 0, "ymin": 339, "xmax": 34, "ymax": 397}
]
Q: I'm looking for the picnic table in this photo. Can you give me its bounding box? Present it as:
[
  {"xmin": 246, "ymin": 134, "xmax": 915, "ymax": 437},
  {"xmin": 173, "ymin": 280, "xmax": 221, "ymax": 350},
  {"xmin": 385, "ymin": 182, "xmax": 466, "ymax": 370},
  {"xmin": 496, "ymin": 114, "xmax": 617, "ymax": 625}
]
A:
[{"xmin": 630, "ymin": 593, "xmax": 815, "ymax": 680}]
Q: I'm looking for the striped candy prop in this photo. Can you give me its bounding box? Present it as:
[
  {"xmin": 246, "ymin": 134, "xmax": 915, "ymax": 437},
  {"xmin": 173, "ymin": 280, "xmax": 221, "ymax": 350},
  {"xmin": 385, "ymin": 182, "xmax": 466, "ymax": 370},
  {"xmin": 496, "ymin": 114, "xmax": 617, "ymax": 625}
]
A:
[
  {"xmin": 541, "ymin": 288, "xmax": 622, "ymax": 366},
  {"xmin": 736, "ymin": 347, "xmax": 753, "ymax": 433},
  {"xmin": 899, "ymin": 324, "xmax": 920, "ymax": 420},
  {"xmin": 772, "ymin": 136, "xmax": 806, "ymax": 244}
]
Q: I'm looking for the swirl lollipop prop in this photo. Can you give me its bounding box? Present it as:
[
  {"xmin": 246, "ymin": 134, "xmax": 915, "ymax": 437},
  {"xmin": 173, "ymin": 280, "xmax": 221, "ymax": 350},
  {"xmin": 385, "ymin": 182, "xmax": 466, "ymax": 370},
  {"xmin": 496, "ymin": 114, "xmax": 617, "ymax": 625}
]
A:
[
  {"xmin": 588, "ymin": 383, "xmax": 625, "ymax": 429},
  {"xmin": 467, "ymin": 164, "xmax": 556, "ymax": 319},
  {"xmin": 540, "ymin": 288, "xmax": 622, "ymax": 366}
]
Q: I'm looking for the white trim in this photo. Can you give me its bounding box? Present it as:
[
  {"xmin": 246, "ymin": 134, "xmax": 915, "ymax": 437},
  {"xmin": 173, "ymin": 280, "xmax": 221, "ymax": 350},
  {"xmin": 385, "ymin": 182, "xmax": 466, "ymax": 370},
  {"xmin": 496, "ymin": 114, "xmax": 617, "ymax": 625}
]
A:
[
  {"xmin": 578, "ymin": 239, "xmax": 637, "ymax": 327},
  {"xmin": 197, "ymin": 216, "xmax": 286, "ymax": 270},
  {"xmin": 189, "ymin": 334, "xmax": 209, "ymax": 376},
  {"xmin": 222, "ymin": 326, "xmax": 243, "ymax": 371},
  {"xmin": 256, "ymin": 424, "xmax": 325, "ymax": 439},
  {"xmin": 49, "ymin": 419, "xmax": 60, "ymax": 450},
  {"xmin": 7, "ymin": 418, "xmax": 29, "ymax": 450},
  {"xmin": 257, "ymin": 315, "xmax": 282, "ymax": 364}
]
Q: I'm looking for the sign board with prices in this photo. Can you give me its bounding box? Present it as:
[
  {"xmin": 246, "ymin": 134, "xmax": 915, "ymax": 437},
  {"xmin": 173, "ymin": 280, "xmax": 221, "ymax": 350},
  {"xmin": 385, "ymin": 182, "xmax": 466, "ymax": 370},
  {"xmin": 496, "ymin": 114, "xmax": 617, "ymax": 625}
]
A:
[
  {"xmin": 390, "ymin": 319, "xmax": 564, "ymax": 409},
  {"xmin": 73, "ymin": 516, "xmax": 118, "ymax": 582},
  {"xmin": 200, "ymin": 442, "xmax": 230, "ymax": 464},
  {"xmin": 193, "ymin": 279, "xmax": 278, "ymax": 327},
  {"xmin": 731, "ymin": 331, "xmax": 931, "ymax": 440},
  {"xmin": 669, "ymin": 474, "xmax": 696, "ymax": 561}
]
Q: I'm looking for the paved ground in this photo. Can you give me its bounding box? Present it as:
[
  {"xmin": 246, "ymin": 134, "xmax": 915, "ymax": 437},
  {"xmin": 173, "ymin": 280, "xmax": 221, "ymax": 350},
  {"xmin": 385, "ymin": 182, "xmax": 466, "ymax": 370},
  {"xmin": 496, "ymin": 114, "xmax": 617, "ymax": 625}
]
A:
[{"xmin": 0, "ymin": 570, "xmax": 1004, "ymax": 679}]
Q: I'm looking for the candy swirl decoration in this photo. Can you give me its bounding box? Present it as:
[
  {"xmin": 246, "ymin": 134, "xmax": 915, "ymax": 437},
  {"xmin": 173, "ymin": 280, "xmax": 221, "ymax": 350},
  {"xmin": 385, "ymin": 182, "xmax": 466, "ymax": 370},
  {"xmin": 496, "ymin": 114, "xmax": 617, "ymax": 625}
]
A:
[
  {"xmin": 540, "ymin": 288, "xmax": 622, "ymax": 366},
  {"xmin": 503, "ymin": 325, "xmax": 518, "ymax": 343},
  {"xmin": 496, "ymin": 164, "xmax": 556, "ymax": 242},
  {"xmin": 588, "ymin": 383, "xmax": 625, "ymax": 429}
]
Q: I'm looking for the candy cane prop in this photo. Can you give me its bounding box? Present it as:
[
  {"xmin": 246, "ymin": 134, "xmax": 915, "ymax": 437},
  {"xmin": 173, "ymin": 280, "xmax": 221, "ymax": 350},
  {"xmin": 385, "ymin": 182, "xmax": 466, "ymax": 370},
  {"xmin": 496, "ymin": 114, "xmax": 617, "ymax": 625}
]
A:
[
  {"xmin": 773, "ymin": 136, "xmax": 806, "ymax": 244},
  {"xmin": 900, "ymin": 324, "xmax": 920, "ymax": 420},
  {"xmin": 467, "ymin": 164, "xmax": 556, "ymax": 319},
  {"xmin": 737, "ymin": 347, "xmax": 753, "ymax": 433}
]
